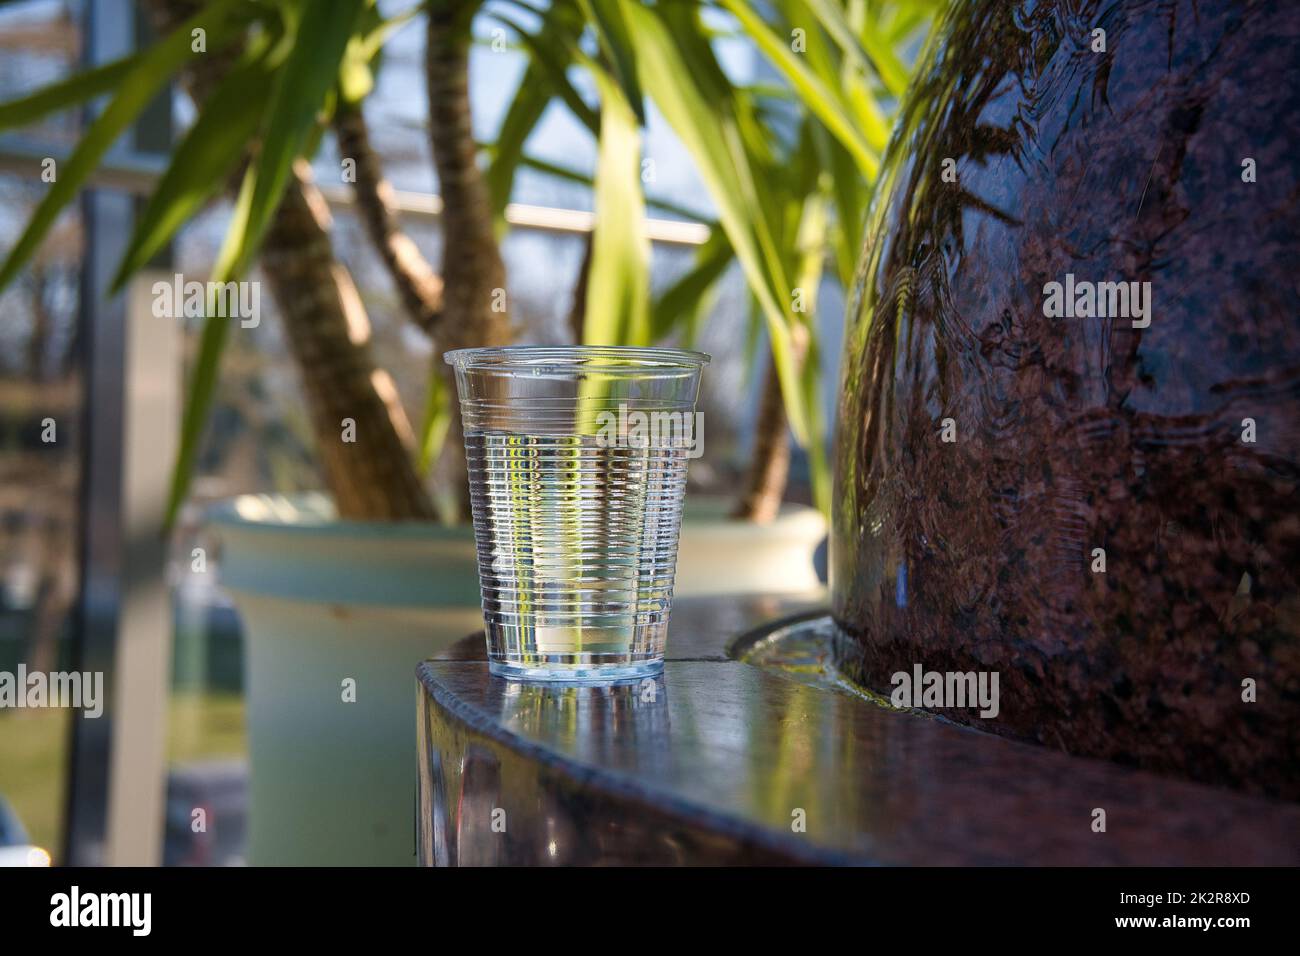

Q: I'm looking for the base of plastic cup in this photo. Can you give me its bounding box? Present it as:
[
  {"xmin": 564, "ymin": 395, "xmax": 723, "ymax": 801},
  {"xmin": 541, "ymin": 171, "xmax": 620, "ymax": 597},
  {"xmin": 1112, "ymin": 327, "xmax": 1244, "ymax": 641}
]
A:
[{"xmin": 488, "ymin": 657, "xmax": 664, "ymax": 684}]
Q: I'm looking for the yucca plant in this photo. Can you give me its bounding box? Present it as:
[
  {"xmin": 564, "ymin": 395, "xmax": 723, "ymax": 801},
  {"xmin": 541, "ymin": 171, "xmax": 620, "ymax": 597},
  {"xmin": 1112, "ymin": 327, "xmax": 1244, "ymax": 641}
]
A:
[{"xmin": 0, "ymin": 0, "xmax": 942, "ymax": 527}]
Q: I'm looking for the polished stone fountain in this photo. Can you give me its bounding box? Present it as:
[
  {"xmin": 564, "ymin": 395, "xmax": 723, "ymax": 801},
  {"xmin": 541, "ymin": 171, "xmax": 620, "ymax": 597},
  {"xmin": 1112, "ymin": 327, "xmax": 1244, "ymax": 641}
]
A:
[{"xmin": 833, "ymin": 0, "xmax": 1300, "ymax": 800}]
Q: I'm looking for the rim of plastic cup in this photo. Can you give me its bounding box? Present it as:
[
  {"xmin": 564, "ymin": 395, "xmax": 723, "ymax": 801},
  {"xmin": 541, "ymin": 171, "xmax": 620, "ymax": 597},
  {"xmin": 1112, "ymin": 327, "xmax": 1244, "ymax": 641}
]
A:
[{"xmin": 444, "ymin": 345, "xmax": 711, "ymax": 372}]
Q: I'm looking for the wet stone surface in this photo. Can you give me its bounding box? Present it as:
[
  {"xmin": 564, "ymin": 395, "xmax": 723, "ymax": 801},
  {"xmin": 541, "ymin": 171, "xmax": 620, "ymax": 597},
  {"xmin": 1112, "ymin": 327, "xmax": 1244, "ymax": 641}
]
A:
[{"xmin": 419, "ymin": 612, "xmax": 1300, "ymax": 865}]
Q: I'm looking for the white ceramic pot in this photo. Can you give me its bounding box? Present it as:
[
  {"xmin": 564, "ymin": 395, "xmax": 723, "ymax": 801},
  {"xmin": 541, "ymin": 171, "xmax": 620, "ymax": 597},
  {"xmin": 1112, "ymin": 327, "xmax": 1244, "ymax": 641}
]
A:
[
  {"xmin": 209, "ymin": 494, "xmax": 481, "ymax": 866},
  {"xmin": 674, "ymin": 496, "xmax": 827, "ymax": 596}
]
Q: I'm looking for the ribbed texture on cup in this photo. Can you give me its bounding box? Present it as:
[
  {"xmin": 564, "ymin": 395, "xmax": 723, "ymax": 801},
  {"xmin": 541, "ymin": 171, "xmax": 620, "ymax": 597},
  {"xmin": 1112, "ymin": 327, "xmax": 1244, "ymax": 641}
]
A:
[{"xmin": 464, "ymin": 431, "xmax": 688, "ymax": 658}]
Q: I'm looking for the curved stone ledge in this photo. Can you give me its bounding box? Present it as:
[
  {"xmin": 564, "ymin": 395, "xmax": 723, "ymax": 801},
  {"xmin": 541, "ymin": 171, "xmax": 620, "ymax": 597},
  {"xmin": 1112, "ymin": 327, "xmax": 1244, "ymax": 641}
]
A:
[{"xmin": 416, "ymin": 597, "xmax": 1300, "ymax": 866}]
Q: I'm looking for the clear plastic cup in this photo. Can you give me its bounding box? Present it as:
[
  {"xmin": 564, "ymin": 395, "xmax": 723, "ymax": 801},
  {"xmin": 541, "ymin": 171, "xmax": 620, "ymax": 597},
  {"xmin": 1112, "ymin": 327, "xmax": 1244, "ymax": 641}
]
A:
[{"xmin": 446, "ymin": 346, "xmax": 710, "ymax": 681}]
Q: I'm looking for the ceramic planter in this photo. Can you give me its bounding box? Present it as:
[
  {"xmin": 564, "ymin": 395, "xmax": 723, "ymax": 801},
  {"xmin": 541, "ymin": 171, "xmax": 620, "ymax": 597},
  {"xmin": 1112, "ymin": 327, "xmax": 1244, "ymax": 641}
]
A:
[{"xmin": 210, "ymin": 494, "xmax": 480, "ymax": 865}]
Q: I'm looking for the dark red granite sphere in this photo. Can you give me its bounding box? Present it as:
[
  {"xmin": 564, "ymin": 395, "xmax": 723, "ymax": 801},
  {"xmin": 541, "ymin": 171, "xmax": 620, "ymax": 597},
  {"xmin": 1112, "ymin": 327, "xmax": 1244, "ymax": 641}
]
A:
[{"xmin": 831, "ymin": 0, "xmax": 1300, "ymax": 797}]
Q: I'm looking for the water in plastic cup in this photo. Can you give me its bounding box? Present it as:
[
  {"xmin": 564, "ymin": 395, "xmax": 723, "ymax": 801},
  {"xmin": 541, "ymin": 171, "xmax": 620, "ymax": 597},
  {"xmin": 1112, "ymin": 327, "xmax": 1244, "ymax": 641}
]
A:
[{"xmin": 445, "ymin": 346, "xmax": 709, "ymax": 681}]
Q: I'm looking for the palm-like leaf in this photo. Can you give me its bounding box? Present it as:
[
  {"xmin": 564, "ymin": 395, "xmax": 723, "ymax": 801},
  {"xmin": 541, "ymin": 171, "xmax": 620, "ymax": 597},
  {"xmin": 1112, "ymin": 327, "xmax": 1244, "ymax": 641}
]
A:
[
  {"xmin": 488, "ymin": 7, "xmax": 599, "ymax": 135},
  {"xmin": 163, "ymin": 0, "xmax": 371, "ymax": 525},
  {"xmin": 579, "ymin": 0, "xmax": 644, "ymax": 122},
  {"xmin": 484, "ymin": 1, "xmax": 589, "ymax": 225},
  {"xmin": 582, "ymin": 58, "xmax": 651, "ymax": 346},
  {"xmin": 0, "ymin": 0, "xmax": 251, "ymax": 293},
  {"xmin": 223, "ymin": 0, "xmax": 367, "ymax": 279},
  {"xmin": 0, "ymin": 52, "xmax": 142, "ymax": 133},
  {"xmin": 651, "ymin": 226, "xmax": 732, "ymax": 344},
  {"xmin": 111, "ymin": 31, "xmax": 287, "ymax": 291},
  {"xmin": 719, "ymin": 0, "xmax": 879, "ymax": 176},
  {"xmin": 625, "ymin": 2, "xmax": 813, "ymax": 447}
]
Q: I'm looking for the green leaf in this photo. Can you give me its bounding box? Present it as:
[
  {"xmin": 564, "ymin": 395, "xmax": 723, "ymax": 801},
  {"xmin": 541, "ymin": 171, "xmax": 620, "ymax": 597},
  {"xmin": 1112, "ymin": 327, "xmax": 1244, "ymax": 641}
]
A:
[
  {"xmin": 485, "ymin": 80, "xmax": 549, "ymax": 223},
  {"xmin": 802, "ymin": 0, "xmax": 907, "ymax": 96},
  {"xmin": 792, "ymin": 192, "xmax": 831, "ymax": 515},
  {"xmin": 579, "ymin": 0, "xmax": 644, "ymax": 123},
  {"xmin": 111, "ymin": 40, "xmax": 283, "ymax": 291},
  {"xmin": 657, "ymin": 1, "xmax": 735, "ymax": 103},
  {"xmin": 338, "ymin": 0, "xmax": 419, "ymax": 105},
  {"xmin": 802, "ymin": 336, "xmax": 830, "ymax": 516},
  {"xmin": 0, "ymin": 0, "xmax": 249, "ymax": 295},
  {"xmin": 417, "ymin": 371, "xmax": 453, "ymax": 477},
  {"xmin": 741, "ymin": 291, "xmax": 763, "ymax": 385},
  {"xmin": 484, "ymin": 3, "xmax": 587, "ymax": 224},
  {"xmin": 164, "ymin": 168, "xmax": 256, "ymax": 528},
  {"xmin": 624, "ymin": 3, "xmax": 812, "ymax": 446},
  {"xmin": 729, "ymin": 98, "xmax": 792, "ymax": 289},
  {"xmin": 581, "ymin": 61, "xmax": 650, "ymax": 346},
  {"xmin": 510, "ymin": 151, "xmax": 710, "ymax": 222},
  {"xmin": 650, "ymin": 226, "xmax": 731, "ymax": 342},
  {"xmin": 885, "ymin": 0, "xmax": 942, "ymax": 46},
  {"xmin": 338, "ymin": 45, "xmax": 375, "ymax": 104},
  {"xmin": 164, "ymin": 0, "xmax": 370, "ymax": 528},
  {"xmin": 784, "ymin": 0, "xmax": 889, "ymax": 154},
  {"xmin": 222, "ymin": 0, "xmax": 367, "ymax": 279},
  {"xmin": 357, "ymin": 1, "xmax": 423, "ymax": 61},
  {"xmin": 811, "ymin": 120, "xmax": 866, "ymax": 286},
  {"xmin": 852, "ymin": 13, "xmax": 911, "ymax": 98},
  {"xmin": 717, "ymin": 0, "xmax": 878, "ymax": 177},
  {"xmin": 0, "ymin": 52, "xmax": 141, "ymax": 133},
  {"xmin": 489, "ymin": 10, "xmax": 598, "ymax": 135}
]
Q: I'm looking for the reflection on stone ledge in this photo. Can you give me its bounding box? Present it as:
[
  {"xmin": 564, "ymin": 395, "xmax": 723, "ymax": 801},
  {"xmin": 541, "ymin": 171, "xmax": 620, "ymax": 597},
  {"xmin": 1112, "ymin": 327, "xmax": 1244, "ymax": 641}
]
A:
[{"xmin": 417, "ymin": 635, "xmax": 1300, "ymax": 866}]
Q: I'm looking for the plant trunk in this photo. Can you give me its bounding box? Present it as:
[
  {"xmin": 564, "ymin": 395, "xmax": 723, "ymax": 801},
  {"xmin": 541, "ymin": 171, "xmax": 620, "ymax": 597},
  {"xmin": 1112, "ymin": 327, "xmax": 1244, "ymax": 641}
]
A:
[
  {"xmin": 260, "ymin": 164, "xmax": 435, "ymax": 520},
  {"xmin": 147, "ymin": 0, "xmax": 433, "ymax": 521},
  {"xmin": 568, "ymin": 231, "xmax": 594, "ymax": 343},
  {"xmin": 732, "ymin": 352, "xmax": 790, "ymax": 523},
  {"xmin": 426, "ymin": 2, "xmax": 513, "ymax": 522},
  {"xmin": 332, "ymin": 102, "xmax": 444, "ymax": 337}
]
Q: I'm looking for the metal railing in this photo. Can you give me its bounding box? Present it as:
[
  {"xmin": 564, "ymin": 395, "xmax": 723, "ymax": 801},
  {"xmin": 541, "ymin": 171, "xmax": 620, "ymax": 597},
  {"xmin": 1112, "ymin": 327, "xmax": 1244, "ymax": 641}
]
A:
[{"xmin": 0, "ymin": 135, "xmax": 711, "ymax": 246}]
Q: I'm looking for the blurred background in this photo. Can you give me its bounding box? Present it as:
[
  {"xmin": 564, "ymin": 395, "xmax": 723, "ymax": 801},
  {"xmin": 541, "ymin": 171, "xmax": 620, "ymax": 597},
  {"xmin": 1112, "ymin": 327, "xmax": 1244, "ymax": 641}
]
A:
[{"xmin": 0, "ymin": 0, "xmax": 939, "ymax": 865}]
